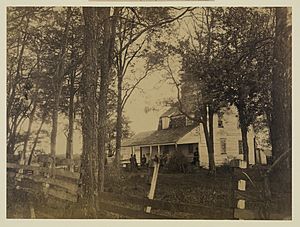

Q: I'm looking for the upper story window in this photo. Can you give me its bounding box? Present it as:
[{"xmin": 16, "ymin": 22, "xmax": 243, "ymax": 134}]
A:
[
  {"xmin": 218, "ymin": 113, "xmax": 224, "ymax": 128},
  {"xmin": 161, "ymin": 117, "xmax": 170, "ymax": 129},
  {"xmin": 238, "ymin": 140, "xmax": 243, "ymax": 154},
  {"xmin": 220, "ymin": 138, "xmax": 227, "ymax": 154}
]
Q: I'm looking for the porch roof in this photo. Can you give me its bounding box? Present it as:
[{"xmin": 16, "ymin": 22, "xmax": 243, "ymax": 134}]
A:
[{"xmin": 122, "ymin": 125, "xmax": 197, "ymax": 147}]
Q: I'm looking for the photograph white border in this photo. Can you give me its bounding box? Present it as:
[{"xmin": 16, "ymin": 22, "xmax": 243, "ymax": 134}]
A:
[{"xmin": 1, "ymin": 1, "xmax": 298, "ymax": 227}]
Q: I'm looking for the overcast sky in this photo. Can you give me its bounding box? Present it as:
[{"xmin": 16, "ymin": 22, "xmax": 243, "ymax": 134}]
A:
[{"xmin": 123, "ymin": 66, "xmax": 178, "ymax": 134}]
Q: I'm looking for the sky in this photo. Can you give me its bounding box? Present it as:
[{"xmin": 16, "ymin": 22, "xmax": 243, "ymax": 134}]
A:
[{"xmin": 123, "ymin": 67, "xmax": 178, "ymax": 134}]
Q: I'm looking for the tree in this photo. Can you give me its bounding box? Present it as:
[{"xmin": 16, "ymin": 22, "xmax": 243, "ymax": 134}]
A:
[
  {"xmin": 166, "ymin": 8, "xmax": 223, "ymax": 173},
  {"xmin": 61, "ymin": 9, "xmax": 83, "ymax": 171},
  {"xmin": 96, "ymin": 7, "xmax": 120, "ymax": 193},
  {"xmin": 7, "ymin": 7, "xmax": 53, "ymax": 161},
  {"xmin": 270, "ymin": 7, "xmax": 292, "ymax": 184},
  {"xmin": 80, "ymin": 7, "xmax": 99, "ymax": 217},
  {"xmin": 216, "ymin": 8, "xmax": 275, "ymax": 165},
  {"xmin": 113, "ymin": 7, "xmax": 194, "ymax": 167},
  {"xmin": 48, "ymin": 8, "xmax": 72, "ymax": 167},
  {"xmin": 7, "ymin": 7, "xmax": 37, "ymax": 159}
]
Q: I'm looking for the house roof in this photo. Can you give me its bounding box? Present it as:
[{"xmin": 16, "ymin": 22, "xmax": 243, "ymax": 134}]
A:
[
  {"xmin": 160, "ymin": 107, "xmax": 183, "ymax": 118},
  {"xmin": 122, "ymin": 125, "xmax": 197, "ymax": 147}
]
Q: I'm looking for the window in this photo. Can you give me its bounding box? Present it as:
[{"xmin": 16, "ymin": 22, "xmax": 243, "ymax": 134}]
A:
[
  {"xmin": 188, "ymin": 144, "xmax": 194, "ymax": 154},
  {"xmin": 220, "ymin": 138, "xmax": 227, "ymax": 154},
  {"xmin": 218, "ymin": 114, "xmax": 224, "ymax": 128},
  {"xmin": 238, "ymin": 140, "xmax": 243, "ymax": 154},
  {"xmin": 218, "ymin": 119, "xmax": 224, "ymax": 128},
  {"xmin": 161, "ymin": 117, "xmax": 170, "ymax": 129}
]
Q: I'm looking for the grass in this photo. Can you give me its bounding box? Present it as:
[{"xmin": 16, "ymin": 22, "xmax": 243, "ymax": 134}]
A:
[{"xmin": 104, "ymin": 166, "xmax": 233, "ymax": 208}]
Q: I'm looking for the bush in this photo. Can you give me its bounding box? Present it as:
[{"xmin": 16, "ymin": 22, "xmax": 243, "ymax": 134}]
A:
[
  {"xmin": 216, "ymin": 164, "xmax": 232, "ymax": 174},
  {"xmin": 165, "ymin": 151, "xmax": 189, "ymax": 173}
]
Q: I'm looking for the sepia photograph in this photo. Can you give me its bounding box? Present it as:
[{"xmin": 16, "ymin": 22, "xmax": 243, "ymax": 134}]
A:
[{"xmin": 5, "ymin": 2, "xmax": 293, "ymax": 221}]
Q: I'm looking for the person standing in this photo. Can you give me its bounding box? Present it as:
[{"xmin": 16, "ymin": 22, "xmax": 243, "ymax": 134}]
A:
[
  {"xmin": 193, "ymin": 148, "xmax": 199, "ymax": 166},
  {"xmin": 141, "ymin": 154, "xmax": 147, "ymax": 167}
]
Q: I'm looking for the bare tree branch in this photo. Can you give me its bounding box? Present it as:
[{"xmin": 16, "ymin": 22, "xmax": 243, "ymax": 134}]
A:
[{"xmin": 120, "ymin": 8, "xmax": 193, "ymax": 53}]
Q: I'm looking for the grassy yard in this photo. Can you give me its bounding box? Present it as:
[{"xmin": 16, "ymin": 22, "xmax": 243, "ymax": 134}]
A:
[{"xmin": 104, "ymin": 166, "xmax": 233, "ymax": 208}]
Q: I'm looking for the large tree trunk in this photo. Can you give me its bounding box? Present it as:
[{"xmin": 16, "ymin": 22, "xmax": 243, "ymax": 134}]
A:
[
  {"xmin": 207, "ymin": 105, "xmax": 216, "ymax": 174},
  {"xmin": 80, "ymin": 7, "xmax": 99, "ymax": 217},
  {"xmin": 272, "ymin": 8, "xmax": 292, "ymax": 161},
  {"xmin": 201, "ymin": 105, "xmax": 216, "ymax": 174},
  {"xmin": 240, "ymin": 124, "xmax": 249, "ymax": 165},
  {"xmin": 114, "ymin": 74, "xmax": 123, "ymax": 167},
  {"xmin": 97, "ymin": 7, "xmax": 119, "ymax": 193},
  {"xmin": 271, "ymin": 7, "xmax": 292, "ymax": 187},
  {"xmin": 66, "ymin": 69, "xmax": 76, "ymax": 171},
  {"xmin": 237, "ymin": 101, "xmax": 250, "ymax": 166},
  {"xmin": 202, "ymin": 121, "xmax": 215, "ymax": 174},
  {"xmin": 50, "ymin": 95, "xmax": 60, "ymax": 166}
]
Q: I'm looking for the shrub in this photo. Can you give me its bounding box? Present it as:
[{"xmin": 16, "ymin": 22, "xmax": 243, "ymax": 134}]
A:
[{"xmin": 165, "ymin": 151, "xmax": 189, "ymax": 173}]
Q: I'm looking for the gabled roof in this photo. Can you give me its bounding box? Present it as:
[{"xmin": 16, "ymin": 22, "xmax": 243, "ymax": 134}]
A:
[
  {"xmin": 122, "ymin": 125, "xmax": 197, "ymax": 147},
  {"xmin": 160, "ymin": 107, "xmax": 183, "ymax": 118}
]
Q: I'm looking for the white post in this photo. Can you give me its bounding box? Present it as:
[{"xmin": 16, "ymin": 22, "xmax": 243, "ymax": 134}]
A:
[
  {"xmin": 146, "ymin": 161, "xmax": 160, "ymax": 213},
  {"xmin": 239, "ymin": 160, "xmax": 247, "ymax": 169},
  {"xmin": 238, "ymin": 180, "xmax": 246, "ymax": 191},
  {"xmin": 237, "ymin": 199, "xmax": 246, "ymax": 209},
  {"xmin": 150, "ymin": 146, "xmax": 152, "ymax": 158},
  {"xmin": 234, "ymin": 159, "xmax": 248, "ymax": 219}
]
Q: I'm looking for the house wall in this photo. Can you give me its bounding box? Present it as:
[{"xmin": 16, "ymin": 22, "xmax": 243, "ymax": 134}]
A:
[{"xmin": 199, "ymin": 106, "xmax": 255, "ymax": 168}]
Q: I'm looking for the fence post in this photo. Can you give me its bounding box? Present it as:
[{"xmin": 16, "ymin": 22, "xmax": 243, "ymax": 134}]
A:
[
  {"xmin": 232, "ymin": 159, "xmax": 247, "ymax": 219},
  {"xmin": 145, "ymin": 162, "xmax": 160, "ymax": 213}
]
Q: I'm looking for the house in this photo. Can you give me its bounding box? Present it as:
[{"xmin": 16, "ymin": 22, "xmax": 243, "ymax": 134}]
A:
[{"xmin": 121, "ymin": 106, "xmax": 257, "ymax": 168}]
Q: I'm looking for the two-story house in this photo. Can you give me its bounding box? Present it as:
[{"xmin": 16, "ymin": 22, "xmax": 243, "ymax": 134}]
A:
[{"xmin": 121, "ymin": 106, "xmax": 257, "ymax": 168}]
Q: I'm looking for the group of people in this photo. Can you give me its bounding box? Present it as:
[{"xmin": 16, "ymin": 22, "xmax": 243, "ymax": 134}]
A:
[
  {"xmin": 129, "ymin": 148, "xmax": 199, "ymax": 172},
  {"xmin": 129, "ymin": 153, "xmax": 160, "ymax": 171}
]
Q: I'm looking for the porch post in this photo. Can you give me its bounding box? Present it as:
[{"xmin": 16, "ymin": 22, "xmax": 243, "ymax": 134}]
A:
[
  {"xmin": 158, "ymin": 145, "xmax": 160, "ymax": 156},
  {"xmin": 198, "ymin": 143, "xmax": 201, "ymax": 164},
  {"xmin": 150, "ymin": 145, "xmax": 152, "ymax": 158}
]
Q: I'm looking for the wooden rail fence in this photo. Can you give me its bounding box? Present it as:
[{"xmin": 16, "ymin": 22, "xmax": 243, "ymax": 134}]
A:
[
  {"xmin": 7, "ymin": 162, "xmax": 233, "ymax": 219},
  {"xmin": 7, "ymin": 161, "xmax": 290, "ymax": 219}
]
